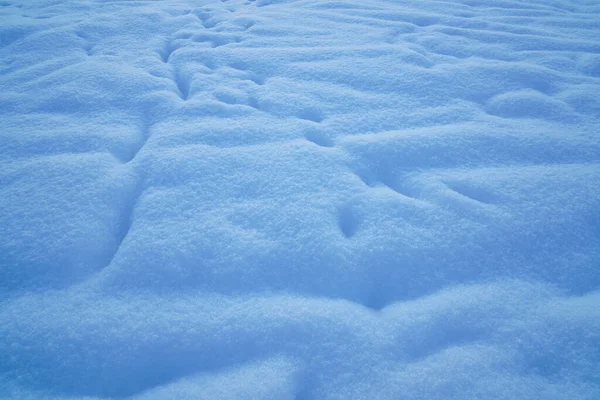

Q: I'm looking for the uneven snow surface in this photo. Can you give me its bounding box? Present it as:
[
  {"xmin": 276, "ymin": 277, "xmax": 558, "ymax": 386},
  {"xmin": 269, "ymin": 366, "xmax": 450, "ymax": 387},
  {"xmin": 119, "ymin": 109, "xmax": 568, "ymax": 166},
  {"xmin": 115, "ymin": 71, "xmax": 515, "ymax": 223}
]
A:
[{"xmin": 1, "ymin": 0, "xmax": 600, "ymax": 398}]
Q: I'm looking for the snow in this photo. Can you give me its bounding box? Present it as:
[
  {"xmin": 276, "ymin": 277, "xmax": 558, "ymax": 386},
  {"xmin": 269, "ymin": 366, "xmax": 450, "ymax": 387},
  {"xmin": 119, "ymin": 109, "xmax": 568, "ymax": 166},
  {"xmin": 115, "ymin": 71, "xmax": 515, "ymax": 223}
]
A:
[{"xmin": 1, "ymin": 0, "xmax": 599, "ymax": 398}]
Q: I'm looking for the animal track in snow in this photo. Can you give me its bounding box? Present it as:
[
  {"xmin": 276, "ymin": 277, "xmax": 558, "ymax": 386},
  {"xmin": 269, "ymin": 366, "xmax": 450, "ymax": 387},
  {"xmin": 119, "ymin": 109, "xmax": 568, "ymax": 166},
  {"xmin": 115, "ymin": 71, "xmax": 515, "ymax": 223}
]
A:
[
  {"xmin": 296, "ymin": 107, "xmax": 324, "ymax": 123},
  {"xmin": 304, "ymin": 128, "xmax": 334, "ymax": 147},
  {"xmin": 445, "ymin": 182, "xmax": 499, "ymax": 205},
  {"xmin": 338, "ymin": 203, "xmax": 361, "ymax": 238},
  {"xmin": 173, "ymin": 67, "xmax": 192, "ymax": 100},
  {"xmin": 3, "ymin": 0, "xmax": 600, "ymax": 398},
  {"xmin": 158, "ymin": 40, "xmax": 181, "ymax": 63}
]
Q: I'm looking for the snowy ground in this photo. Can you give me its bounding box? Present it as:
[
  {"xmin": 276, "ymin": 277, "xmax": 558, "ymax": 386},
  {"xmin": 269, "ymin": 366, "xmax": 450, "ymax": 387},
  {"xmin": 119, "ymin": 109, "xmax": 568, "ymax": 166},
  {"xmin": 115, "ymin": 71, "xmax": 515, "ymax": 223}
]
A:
[{"xmin": 1, "ymin": 0, "xmax": 600, "ymax": 398}]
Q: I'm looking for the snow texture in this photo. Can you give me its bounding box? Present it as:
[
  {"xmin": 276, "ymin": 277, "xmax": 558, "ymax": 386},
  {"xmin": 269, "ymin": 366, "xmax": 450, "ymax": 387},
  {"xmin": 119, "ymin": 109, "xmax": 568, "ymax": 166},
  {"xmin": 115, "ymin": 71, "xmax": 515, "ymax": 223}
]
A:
[{"xmin": 1, "ymin": 0, "xmax": 599, "ymax": 398}]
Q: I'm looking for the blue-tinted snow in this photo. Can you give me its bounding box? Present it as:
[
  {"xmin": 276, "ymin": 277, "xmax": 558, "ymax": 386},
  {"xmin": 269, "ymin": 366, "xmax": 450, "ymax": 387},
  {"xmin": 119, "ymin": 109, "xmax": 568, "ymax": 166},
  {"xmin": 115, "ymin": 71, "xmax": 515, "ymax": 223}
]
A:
[{"xmin": 1, "ymin": 0, "xmax": 599, "ymax": 398}]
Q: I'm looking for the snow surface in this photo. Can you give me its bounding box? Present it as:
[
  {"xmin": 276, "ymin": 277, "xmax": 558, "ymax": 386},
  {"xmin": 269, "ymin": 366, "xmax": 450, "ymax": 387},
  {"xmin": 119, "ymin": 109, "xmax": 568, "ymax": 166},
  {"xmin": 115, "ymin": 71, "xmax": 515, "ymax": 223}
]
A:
[{"xmin": 1, "ymin": 0, "xmax": 600, "ymax": 398}]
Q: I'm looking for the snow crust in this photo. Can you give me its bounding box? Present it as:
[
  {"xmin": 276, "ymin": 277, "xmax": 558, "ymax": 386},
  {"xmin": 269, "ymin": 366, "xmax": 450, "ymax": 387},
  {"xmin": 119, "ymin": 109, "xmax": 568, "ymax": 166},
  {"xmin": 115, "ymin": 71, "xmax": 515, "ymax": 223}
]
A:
[{"xmin": 1, "ymin": 0, "xmax": 599, "ymax": 398}]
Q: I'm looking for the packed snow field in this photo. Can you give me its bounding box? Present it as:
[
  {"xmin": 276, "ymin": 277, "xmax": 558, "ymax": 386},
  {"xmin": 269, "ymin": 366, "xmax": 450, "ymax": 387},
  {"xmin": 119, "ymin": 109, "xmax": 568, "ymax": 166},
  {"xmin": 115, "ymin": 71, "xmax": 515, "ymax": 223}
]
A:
[{"xmin": 1, "ymin": 0, "xmax": 600, "ymax": 398}]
